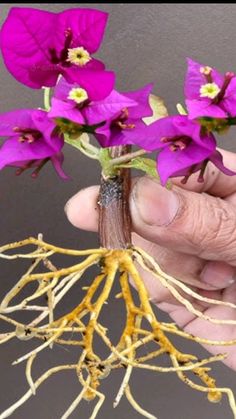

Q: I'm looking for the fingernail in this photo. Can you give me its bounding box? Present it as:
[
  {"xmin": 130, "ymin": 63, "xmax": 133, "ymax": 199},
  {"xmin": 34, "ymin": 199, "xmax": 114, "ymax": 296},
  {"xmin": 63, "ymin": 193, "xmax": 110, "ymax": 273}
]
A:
[
  {"xmin": 64, "ymin": 190, "xmax": 83, "ymax": 216},
  {"xmin": 200, "ymin": 261, "xmax": 235, "ymax": 288},
  {"xmin": 131, "ymin": 177, "xmax": 180, "ymax": 226},
  {"xmin": 64, "ymin": 200, "xmax": 69, "ymax": 215}
]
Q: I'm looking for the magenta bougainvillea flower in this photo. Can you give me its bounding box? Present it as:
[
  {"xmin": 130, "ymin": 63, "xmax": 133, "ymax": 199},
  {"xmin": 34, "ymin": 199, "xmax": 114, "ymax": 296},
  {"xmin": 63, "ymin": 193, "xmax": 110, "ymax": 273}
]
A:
[
  {"xmin": 94, "ymin": 83, "xmax": 154, "ymax": 147},
  {"xmin": 48, "ymin": 77, "xmax": 138, "ymax": 131},
  {"xmin": 0, "ymin": 109, "xmax": 67, "ymax": 178},
  {"xmin": 0, "ymin": 7, "xmax": 115, "ymax": 99},
  {"xmin": 185, "ymin": 58, "xmax": 236, "ymax": 119},
  {"xmin": 124, "ymin": 115, "xmax": 235, "ymax": 185}
]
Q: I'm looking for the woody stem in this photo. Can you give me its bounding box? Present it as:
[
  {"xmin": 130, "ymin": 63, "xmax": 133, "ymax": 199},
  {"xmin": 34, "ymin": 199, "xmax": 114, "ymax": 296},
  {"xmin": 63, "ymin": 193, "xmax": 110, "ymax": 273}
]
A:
[{"xmin": 98, "ymin": 146, "xmax": 132, "ymax": 249}]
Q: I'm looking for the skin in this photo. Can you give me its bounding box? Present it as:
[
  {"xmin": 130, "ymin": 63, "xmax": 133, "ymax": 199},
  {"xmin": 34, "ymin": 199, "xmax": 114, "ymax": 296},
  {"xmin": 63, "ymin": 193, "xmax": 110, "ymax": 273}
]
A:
[{"xmin": 65, "ymin": 148, "xmax": 236, "ymax": 370}]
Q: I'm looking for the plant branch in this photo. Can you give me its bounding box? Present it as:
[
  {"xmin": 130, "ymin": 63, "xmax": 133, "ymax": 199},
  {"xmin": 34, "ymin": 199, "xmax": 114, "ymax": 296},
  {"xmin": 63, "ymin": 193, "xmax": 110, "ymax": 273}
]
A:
[{"xmin": 110, "ymin": 148, "xmax": 148, "ymax": 166}]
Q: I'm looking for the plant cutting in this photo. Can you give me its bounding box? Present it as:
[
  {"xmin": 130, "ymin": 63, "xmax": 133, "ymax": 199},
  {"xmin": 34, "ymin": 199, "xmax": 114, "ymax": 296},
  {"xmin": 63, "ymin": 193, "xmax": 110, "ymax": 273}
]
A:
[{"xmin": 0, "ymin": 6, "xmax": 236, "ymax": 419}]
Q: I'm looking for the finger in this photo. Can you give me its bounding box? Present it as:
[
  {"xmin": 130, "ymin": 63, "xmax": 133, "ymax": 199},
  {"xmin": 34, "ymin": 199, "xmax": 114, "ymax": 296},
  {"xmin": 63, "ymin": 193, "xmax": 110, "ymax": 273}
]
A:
[
  {"xmin": 199, "ymin": 260, "xmax": 235, "ymax": 287},
  {"xmin": 157, "ymin": 293, "xmax": 236, "ymax": 370},
  {"xmin": 65, "ymin": 184, "xmax": 235, "ymax": 293},
  {"xmin": 65, "ymin": 147, "xmax": 236, "ymax": 231},
  {"xmin": 132, "ymin": 232, "xmax": 235, "ymax": 291},
  {"xmin": 65, "ymin": 177, "xmax": 236, "ymax": 264},
  {"xmin": 65, "ymin": 185, "xmax": 99, "ymax": 232},
  {"xmin": 130, "ymin": 176, "xmax": 236, "ymax": 265},
  {"xmin": 65, "ymin": 182, "xmax": 236, "ymax": 296}
]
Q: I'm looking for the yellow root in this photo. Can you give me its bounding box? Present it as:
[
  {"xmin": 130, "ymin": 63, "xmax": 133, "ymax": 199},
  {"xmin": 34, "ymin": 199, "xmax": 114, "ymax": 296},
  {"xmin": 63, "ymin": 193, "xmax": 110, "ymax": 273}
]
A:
[
  {"xmin": 0, "ymin": 236, "xmax": 106, "ymax": 257},
  {"xmin": 0, "ymin": 237, "xmax": 236, "ymax": 419},
  {"xmin": 171, "ymin": 355, "xmax": 236, "ymax": 419}
]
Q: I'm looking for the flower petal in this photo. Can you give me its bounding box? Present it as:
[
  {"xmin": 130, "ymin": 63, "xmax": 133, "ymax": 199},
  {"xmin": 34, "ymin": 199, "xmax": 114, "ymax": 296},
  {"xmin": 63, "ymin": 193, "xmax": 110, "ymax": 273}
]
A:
[
  {"xmin": 30, "ymin": 110, "xmax": 63, "ymax": 151},
  {"xmin": 184, "ymin": 57, "xmax": 223, "ymax": 100},
  {"xmin": 0, "ymin": 7, "xmax": 109, "ymax": 89},
  {"xmin": 49, "ymin": 98, "xmax": 85, "ymax": 125},
  {"xmin": 0, "ymin": 7, "xmax": 56, "ymax": 88},
  {"xmin": 116, "ymin": 120, "xmax": 155, "ymax": 148},
  {"xmin": 54, "ymin": 8, "xmax": 108, "ymax": 54},
  {"xmin": 123, "ymin": 83, "xmax": 154, "ymax": 119},
  {"xmin": 0, "ymin": 136, "xmax": 57, "ymax": 169},
  {"xmin": 94, "ymin": 122, "xmax": 111, "ymax": 147},
  {"xmin": 50, "ymin": 152, "xmax": 69, "ymax": 179},
  {"xmin": 171, "ymin": 115, "xmax": 216, "ymax": 150},
  {"xmin": 222, "ymin": 77, "xmax": 236, "ymax": 117},
  {"xmin": 28, "ymin": 62, "xmax": 59, "ymax": 88},
  {"xmin": 186, "ymin": 99, "xmax": 227, "ymax": 119},
  {"xmin": 83, "ymin": 90, "xmax": 137, "ymax": 125},
  {"xmin": 115, "ymin": 116, "xmax": 178, "ymax": 151},
  {"xmin": 63, "ymin": 68, "xmax": 115, "ymax": 100},
  {"xmin": 209, "ymin": 150, "xmax": 236, "ymax": 176},
  {"xmin": 95, "ymin": 120, "xmax": 149, "ymax": 148},
  {"xmin": 0, "ymin": 109, "xmax": 36, "ymax": 136},
  {"xmin": 53, "ymin": 77, "xmax": 72, "ymax": 100},
  {"xmin": 157, "ymin": 142, "xmax": 213, "ymax": 185}
]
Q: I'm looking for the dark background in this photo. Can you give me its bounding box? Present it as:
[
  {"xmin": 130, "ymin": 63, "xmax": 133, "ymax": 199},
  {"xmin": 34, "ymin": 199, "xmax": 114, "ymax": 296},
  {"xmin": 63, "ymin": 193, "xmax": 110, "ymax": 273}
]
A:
[{"xmin": 0, "ymin": 3, "xmax": 236, "ymax": 419}]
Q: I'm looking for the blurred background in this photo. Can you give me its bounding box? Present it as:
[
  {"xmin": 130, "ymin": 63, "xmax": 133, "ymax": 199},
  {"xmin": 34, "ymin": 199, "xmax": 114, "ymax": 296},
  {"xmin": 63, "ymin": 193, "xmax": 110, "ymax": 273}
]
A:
[{"xmin": 0, "ymin": 3, "xmax": 236, "ymax": 418}]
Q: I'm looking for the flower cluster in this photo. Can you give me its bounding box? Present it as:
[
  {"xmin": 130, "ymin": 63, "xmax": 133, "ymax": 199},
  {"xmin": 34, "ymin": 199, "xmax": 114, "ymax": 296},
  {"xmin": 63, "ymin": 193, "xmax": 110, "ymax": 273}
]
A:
[{"xmin": 0, "ymin": 7, "xmax": 235, "ymax": 184}]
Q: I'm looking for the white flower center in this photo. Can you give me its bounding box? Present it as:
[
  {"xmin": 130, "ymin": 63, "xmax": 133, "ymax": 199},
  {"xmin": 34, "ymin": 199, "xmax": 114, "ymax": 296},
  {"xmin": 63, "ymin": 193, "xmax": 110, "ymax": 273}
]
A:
[
  {"xmin": 67, "ymin": 47, "xmax": 91, "ymax": 66},
  {"xmin": 68, "ymin": 87, "xmax": 88, "ymax": 104},
  {"xmin": 199, "ymin": 82, "xmax": 220, "ymax": 99},
  {"xmin": 200, "ymin": 66, "xmax": 212, "ymax": 76}
]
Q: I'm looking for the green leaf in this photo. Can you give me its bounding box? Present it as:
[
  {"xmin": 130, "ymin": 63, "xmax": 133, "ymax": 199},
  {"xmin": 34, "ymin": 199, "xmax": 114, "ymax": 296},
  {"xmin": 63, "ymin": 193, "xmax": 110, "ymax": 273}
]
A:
[
  {"xmin": 198, "ymin": 117, "xmax": 230, "ymax": 134},
  {"xmin": 129, "ymin": 157, "xmax": 157, "ymax": 176},
  {"xmin": 65, "ymin": 133, "xmax": 90, "ymax": 150},
  {"xmin": 143, "ymin": 94, "xmax": 168, "ymax": 125},
  {"xmin": 65, "ymin": 133, "xmax": 100, "ymax": 160},
  {"xmin": 117, "ymin": 157, "xmax": 172, "ymax": 189},
  {"xmin": 176, "ymin": 103, "xmax": 187, "ymax": 115}
]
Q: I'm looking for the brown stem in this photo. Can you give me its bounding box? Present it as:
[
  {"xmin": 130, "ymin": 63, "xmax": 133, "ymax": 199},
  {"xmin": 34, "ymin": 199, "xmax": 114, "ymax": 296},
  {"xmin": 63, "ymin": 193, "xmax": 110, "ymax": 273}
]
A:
[{"xmin": 98, "ymin": 146, "xmax": 132, "ymax": 249}]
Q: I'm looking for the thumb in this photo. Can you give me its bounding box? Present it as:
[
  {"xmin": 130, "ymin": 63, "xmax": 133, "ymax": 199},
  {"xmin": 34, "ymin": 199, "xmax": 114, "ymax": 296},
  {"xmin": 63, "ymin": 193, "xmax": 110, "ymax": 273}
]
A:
[{"xmin": 130, "ymin": 176, "xmax": 236, "ymax": 265}]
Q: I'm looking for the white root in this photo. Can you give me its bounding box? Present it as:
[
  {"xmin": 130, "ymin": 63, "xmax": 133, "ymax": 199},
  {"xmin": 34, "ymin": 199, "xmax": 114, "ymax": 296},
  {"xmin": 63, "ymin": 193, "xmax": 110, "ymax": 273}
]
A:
[
  {"xmin": 125, "ymin": 385, "xmax": 157, "ymax": 419},
  {"xmin": 0, "ymin": 365, "xmax": 77, "ymax": 419},
  {"xmin": 113, "ymin": 337, "xmax": 133, "ymax": 408},
  {"xmin": 60, "ymin": 378, "xmax": 90, "ymax": 419},
  {"xmin": 171, "ymin": 355, "xmax": 236, "ymax": 419},
  {"xmin": 134, "ymin": 246, "xmax": 236, "ymax": 310},
  {"xmin": 135, "ymin": 249, "xmax": 236, "ymax": 325},
  {"xmin": 25, "ymin": 354, "xmax": 36, "ymax": 395},
  {"xmin": 12, "ymin": 319, "xmax": 67, "ymax": 365}
]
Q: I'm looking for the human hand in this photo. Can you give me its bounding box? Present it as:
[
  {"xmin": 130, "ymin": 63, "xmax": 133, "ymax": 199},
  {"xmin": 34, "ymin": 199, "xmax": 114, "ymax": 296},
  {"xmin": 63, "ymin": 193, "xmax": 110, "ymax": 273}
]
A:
[{"xmin": 65, "ymin": 148, "xmax": 236, "ymax": 370}]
